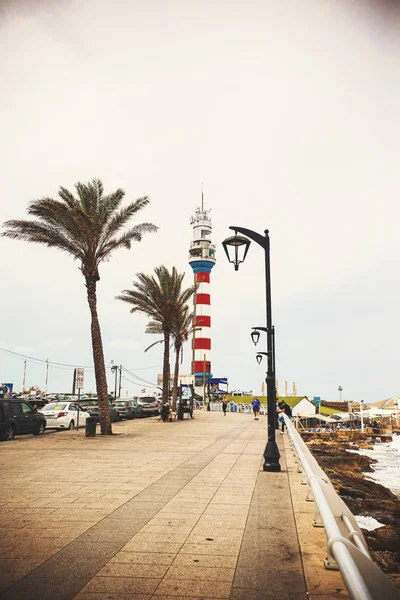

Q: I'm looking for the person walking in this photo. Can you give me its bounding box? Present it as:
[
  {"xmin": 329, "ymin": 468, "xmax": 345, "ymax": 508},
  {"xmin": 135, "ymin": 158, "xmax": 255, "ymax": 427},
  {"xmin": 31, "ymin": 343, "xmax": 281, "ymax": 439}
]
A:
[
  {"xmin": 252, "ymin": 397, "xmax": 261, "ymax": 420},
  {"xmin": 221, "ymin": 396, "xmax": 228, "ymax": 416},
  {"xmin": 277, "ymin": 400, "xmax": 292, "ymax": 433}
]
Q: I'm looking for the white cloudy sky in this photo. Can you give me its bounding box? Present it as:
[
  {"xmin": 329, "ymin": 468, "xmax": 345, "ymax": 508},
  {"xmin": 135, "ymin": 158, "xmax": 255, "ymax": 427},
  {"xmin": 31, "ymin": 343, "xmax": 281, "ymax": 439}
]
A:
[{"xmin": 1, "ymin": 0, "xmax": 400, "ymax": 402}]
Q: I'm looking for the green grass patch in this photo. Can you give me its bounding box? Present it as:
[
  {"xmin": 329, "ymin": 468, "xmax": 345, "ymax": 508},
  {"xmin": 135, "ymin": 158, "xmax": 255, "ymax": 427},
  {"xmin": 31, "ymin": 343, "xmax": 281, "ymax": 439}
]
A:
[{"xmin": 225, "ymin": 395, "xmax": 304, "ymax": 407}]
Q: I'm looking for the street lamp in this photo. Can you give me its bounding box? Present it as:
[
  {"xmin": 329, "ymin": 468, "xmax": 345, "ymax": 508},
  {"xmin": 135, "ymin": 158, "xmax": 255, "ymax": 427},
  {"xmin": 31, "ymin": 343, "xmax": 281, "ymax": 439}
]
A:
[
  {"xmin": 256, "ymin": 352, "xmax": 268, "ymax": 365},
  {"xmin": 338, "ymin": 386, "xmax": 343, "ymax": 402},
  {"xmin": 251, "ymin": 328, "xmax": 261, "ymax": 346},
  {"xmin": 222, "ymin": 227, "xmax": 280, "ymax": 472}
]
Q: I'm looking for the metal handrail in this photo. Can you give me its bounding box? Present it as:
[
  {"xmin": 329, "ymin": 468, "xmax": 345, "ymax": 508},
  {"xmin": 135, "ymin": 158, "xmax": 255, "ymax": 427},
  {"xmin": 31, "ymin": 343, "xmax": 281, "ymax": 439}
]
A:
[{"xmin": 283, "ymin": 415, "xmax": 400, "ymax": 600}]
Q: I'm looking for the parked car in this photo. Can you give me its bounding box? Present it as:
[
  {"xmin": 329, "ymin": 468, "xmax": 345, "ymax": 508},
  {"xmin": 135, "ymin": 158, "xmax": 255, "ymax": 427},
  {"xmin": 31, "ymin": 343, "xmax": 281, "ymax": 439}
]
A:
[
  {"xmin": 114, "ymin": 399, "xmax": 144, "ymax": 420},
  {"xmin": 0, "ymin": 399, "xmax": 46, "ymax": 441},
  {"xmin": 39, "ymin": 401, "xmax": 90, "ymax": 430},
  {"xmin": 78, "ymin": 398, "xmax": 120, "ymax": 422},
  {"xmin": 137, "ymin": 396, "xmax": 160, "ymax": 416}
]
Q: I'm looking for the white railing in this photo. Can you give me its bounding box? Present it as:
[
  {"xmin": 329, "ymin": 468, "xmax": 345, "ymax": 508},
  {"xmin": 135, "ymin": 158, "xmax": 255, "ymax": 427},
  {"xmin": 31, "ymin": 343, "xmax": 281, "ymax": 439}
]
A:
[{"xmin": 283, "ymin": 414, "xmax": 400, "ymax": 600}]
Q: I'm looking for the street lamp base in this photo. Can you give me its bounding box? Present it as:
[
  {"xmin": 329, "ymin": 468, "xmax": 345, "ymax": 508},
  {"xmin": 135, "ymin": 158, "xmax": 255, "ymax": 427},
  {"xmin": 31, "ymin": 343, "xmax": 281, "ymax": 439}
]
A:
[{"xmin": 263, "ymin": 441, "xmax": 281, "ymax": 472}]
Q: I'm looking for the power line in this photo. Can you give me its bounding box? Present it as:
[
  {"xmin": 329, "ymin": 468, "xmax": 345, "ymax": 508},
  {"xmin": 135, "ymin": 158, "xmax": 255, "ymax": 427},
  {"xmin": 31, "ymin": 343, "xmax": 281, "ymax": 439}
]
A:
[
  {"xmin": 0, "ymin": 347, "xmax": 95, "ymax": 370},
  {"xmin": 122, "ymin": 366, "xmax": 158, "ymax": 387},
  {"xmin": 125, "ymin": 364, "xmax": 162, "ymax": 371},
  {"xmin": 121, "ymin": 374, "xmax": 160, "ymax": 390}
]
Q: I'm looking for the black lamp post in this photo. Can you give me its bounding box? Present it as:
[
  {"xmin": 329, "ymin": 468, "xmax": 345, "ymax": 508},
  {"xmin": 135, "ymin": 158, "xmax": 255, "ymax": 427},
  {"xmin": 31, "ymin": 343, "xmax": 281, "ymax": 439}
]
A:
[
  {"xmin": 222, "ymin": 227, "xmax": 280, "ymax": 472},
  {"xmin": 111, "ymin": 365, "xmax": 118, "ymax": 400}
]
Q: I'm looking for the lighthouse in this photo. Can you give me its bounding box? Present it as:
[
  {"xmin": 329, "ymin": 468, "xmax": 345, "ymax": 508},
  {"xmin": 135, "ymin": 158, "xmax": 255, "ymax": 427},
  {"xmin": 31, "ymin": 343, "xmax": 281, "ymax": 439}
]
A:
[{"xmin": 189, "ymin": 196, "xmax": 216, "ymax": 392}]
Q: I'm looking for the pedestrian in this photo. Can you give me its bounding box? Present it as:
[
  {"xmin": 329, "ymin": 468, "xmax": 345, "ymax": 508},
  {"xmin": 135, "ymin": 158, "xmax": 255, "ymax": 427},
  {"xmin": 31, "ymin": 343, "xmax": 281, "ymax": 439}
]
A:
[
  {"xmin": 252, "ymin": 397, "xmax": 261, "ymax": 420},
  {"xmin": 221, "ymin": 396, "xmax": 228, "ymax": 416},
  {"xmin": 277, "ymin": 400, "xmax": 292, "ymax": 433},
  {"xmin": 161, "ymin": 400, "xmax": 171, "ymax": 422}
]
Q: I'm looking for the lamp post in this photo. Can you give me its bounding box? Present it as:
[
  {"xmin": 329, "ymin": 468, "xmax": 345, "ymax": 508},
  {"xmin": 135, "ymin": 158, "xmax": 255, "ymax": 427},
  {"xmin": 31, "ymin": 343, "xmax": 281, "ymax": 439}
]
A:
[
  {"xmin": 111, "ymin": 365, "xmax": 118, "ymax": 401},
  {"xmin": 360, "ymin": 399, "xmax": 364, "ymax": 433},
  {"xmin": 222, "ymin": 227, "xmax": 280, "ymax": 472},
  {"xmin": 338, "ymin": 386, "xmax": 343, "ymax": 402}
]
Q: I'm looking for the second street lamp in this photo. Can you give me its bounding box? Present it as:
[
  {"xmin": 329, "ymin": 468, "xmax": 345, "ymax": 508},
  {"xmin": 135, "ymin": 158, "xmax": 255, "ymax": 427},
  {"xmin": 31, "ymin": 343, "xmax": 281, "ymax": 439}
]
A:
[{"xmin": 222, "ymin": 227, "xmax": 280, "ymax": 472}]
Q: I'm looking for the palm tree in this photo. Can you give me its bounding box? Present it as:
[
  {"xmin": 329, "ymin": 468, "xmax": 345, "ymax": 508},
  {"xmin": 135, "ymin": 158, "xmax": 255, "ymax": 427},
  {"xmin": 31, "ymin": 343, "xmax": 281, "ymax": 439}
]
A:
[
  {"xmin": 144, "ymin": 305, "xmax": 198, "ymax": 412},
  {"xmin": 171, "ymin": 306, "xmax": 196, "ymax": 412},
  {"xmin": 116, "ymin": 266, "xmax": 196, "ymax": 407},
  {"xmin": 2, "ymin": 178, "xmax": 157, "ymax": 435}
]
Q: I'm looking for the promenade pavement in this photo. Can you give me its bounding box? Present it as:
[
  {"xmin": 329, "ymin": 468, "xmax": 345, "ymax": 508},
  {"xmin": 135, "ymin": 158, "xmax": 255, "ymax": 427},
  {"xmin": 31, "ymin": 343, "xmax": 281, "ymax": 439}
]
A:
[{"xmin": 0, "ymin": 410, "xmax": 348, "ymax": 600}]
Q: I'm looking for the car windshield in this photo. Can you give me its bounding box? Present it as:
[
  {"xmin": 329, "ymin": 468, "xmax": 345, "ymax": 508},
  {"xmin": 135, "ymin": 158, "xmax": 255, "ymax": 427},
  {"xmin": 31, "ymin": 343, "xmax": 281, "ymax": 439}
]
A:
[
  {"xmin": 43, "ymin": 403, "xmax": 67, "ymax": 411},
  {"xmin": 114, "ymin": 401, "xmax": 127, "ymax": 407},
  {"xmin": 80, "ymin": 400, "xmax": 98, "ymax": 407},
  {"xmin": 139, "ymin": 397, "xmax": 155, "ymax": 403}
]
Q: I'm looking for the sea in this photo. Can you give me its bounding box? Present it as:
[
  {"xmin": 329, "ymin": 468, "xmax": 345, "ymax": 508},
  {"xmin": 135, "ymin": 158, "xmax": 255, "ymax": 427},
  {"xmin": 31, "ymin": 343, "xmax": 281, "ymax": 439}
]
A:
[{"xmin": 351, "ymin": 434, "xmax": 400, "ymax": 531}]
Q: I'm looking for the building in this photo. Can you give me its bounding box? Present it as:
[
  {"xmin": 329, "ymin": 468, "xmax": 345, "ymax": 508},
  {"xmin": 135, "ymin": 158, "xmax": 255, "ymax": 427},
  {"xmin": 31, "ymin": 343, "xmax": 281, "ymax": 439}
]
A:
[{"xmin": 188, "ymin": 196, "xmax": 216, "ymax": 394}]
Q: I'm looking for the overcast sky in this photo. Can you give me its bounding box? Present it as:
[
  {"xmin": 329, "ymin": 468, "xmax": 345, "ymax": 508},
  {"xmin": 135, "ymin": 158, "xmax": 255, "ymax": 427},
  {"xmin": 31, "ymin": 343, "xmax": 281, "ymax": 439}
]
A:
[{"xmin": 1, "ymin": 0, "xmax": 400, "ymax": 402}]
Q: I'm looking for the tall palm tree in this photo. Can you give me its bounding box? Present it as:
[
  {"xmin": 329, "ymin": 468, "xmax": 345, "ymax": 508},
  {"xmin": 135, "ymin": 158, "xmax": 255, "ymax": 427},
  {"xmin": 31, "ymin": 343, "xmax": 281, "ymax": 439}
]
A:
[
  {"xmin": 2, "ymin": 178, "xmax": 157, "ymax": 435},
  {"xmin": 116, "ymin": 266, "xmax": 196, "ymax": 406}
]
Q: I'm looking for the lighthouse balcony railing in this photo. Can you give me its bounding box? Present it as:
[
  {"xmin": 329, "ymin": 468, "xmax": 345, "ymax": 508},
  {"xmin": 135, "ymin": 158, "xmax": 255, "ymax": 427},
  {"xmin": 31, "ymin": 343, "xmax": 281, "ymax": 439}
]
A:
[{"xmin": 282, "ymin": 414, "xmax": 400, "ymax": 600}]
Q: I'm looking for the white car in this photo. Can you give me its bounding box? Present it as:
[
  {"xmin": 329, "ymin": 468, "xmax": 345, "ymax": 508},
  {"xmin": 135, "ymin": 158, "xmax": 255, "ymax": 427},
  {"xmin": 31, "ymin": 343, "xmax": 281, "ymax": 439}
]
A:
[{"xmin": 39, "ymin": 402, "xmax": 90, "ymax": 430}]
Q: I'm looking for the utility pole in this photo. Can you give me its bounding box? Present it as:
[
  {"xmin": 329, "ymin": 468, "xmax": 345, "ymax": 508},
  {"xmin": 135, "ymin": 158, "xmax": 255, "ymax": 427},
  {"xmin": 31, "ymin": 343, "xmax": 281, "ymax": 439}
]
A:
[
  {"xmin": 72, "ymin": 368, "xmax": 77, "ymax": 395},
  {"xmin": 45, "ymin": 359, "xmax": 49, "ymax": 396},
  {"xmin": 22, "ymin": 360, "xmax": 27, "ymax": 393},
  {"xmin": 118, "ymin": 365, "xmax": 122, "ymax": 399}
]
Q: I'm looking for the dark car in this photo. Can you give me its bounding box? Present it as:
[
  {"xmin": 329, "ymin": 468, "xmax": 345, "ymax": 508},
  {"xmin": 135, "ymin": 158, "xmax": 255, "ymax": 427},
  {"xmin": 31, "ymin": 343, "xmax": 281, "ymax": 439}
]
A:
[
  {"xmin": 0, "ymin": 399, "xmax": 46, "ymax": 441},
  {"xmin": 114, "ymin": 399, "xmax": 144, "ymax": 420},
  {"xmin": 78, "ymin": 398, "xmax": 120, "ymax": 422},
  {"xmin": 137, "ymin": 396, "xmax": 160, "ymax": 416}
]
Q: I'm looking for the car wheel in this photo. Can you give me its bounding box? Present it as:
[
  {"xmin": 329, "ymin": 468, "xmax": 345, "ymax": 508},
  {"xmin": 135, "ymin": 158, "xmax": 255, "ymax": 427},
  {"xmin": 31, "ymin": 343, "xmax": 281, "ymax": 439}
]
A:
[
  {"xmin": 3, "ymin": 425, "xmax": 16, "ymax": 441},
  {"xmin": 34, "ymin": 422, "xmax": 45, "ymax": 436},
  {"xmin": 68, "ymin": 420, "xmax": 75, "ymax": 430}
]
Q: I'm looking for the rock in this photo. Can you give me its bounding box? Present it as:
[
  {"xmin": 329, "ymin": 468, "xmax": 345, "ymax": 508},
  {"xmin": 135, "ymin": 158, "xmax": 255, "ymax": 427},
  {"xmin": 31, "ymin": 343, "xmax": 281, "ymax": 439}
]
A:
[
  {"xmin": 306, "ymin": 437, "xmax": 400, "ymax": 585},
  {"xmin": 370, "ymin": 551, "xmax": 400, "ymax": 573}
]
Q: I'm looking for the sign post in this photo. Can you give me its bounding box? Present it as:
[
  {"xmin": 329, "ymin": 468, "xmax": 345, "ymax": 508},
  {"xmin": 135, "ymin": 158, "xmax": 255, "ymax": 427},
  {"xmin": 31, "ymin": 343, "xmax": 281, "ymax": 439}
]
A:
[{"xmin": 76, "ymin": 368, "xmax": 84, "ymax": 431}]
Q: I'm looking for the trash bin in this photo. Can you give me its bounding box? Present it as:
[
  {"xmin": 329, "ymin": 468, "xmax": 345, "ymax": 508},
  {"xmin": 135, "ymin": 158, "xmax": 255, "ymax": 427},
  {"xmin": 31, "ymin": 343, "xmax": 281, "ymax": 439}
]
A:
[{"xmin": 85, "ymin": 416, "xmax": 96, "ymax": 437}]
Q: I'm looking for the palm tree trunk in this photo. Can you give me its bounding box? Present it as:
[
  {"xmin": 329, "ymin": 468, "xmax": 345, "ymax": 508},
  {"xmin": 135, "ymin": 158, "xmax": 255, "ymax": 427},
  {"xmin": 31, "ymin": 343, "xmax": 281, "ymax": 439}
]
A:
[
  {"xmin": 86, "ymin": 278, "xmax": 112, "ymax": 435},
  {"xmin": 162, "ymin": 331, "xmax": 170, "ymax": 406},
  {"xmin": 172, "ymin": 344, "xmax": 180, "ymax": 412}
]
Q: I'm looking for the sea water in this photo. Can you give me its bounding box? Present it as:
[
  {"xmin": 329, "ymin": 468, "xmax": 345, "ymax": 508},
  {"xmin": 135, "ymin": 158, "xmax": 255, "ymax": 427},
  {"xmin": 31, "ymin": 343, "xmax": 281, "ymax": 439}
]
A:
[
  {"xmin": 358, "ymin": 434, "xmax": 400, "ymax": 498},
  {"xmin": 349, "ymin": 434, "xmax": 400, "ymax": 530}
]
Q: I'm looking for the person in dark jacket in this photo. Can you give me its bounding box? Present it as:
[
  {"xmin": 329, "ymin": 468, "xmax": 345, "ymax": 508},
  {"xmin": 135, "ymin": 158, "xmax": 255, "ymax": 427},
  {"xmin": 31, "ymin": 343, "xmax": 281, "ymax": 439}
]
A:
[{"xmin": 277, "ymin": 400, "xmax": 292, "ymax": 433}]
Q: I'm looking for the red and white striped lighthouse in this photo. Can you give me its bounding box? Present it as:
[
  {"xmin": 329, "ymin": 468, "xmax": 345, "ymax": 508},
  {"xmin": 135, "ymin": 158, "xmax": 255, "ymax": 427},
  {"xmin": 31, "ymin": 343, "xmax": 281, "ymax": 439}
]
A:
[{"xmin": 188, "ymin": 198, "xmax": 216, "ymax": 391}]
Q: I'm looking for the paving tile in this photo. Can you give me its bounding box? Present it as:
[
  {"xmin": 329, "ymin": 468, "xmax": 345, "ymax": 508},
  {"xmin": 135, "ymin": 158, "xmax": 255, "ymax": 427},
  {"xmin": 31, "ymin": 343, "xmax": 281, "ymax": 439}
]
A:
[
  {"xmin": 165, "ymin": 565, "xmax": 235, "ymax": 582},
  {"xmin": 96, "ymin": 562, "xmax": 169, "ymax": 578},
  {"xmin": 130, "ymin": 532, "xmax": 189, "ymax": 544},
  {"xmin": 172, "ymin": 554, "xmax": 238, "ymax": 569},
  {"xmin": 110, "ymin": 552, "xmax": 176, "ymax": 565},
  {"xmin": 73, "ymin": 594, "xmax": 151, "ymax": 600},
  {"xmin": 140, "ymin": 525, "xmax": 194, "ymax": 535},
  {"xmin": 155, "ymin": 579, "xmax": 232, "ymax": 598},
  {"xmin": 122, "ymin": 540, "xmax": 183, "ymax": 554},
  {"xmin": 204, "ymin": 505, "xmax": 249, "ymax": 516},
  {"xmin": 82, "ymin": 577, "xmax": 161, "ymax": 595},
  {"xmin": 180, "ymin": 543, "xmax": 240, "ymax": 556}
]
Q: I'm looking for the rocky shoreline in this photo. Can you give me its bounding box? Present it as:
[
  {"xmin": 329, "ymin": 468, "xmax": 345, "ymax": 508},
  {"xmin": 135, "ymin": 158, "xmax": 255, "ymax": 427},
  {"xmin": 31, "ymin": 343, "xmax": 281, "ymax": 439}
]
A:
[{"xmin": 305, "ymin": 434, "xmax": 400, "ymax": 587}]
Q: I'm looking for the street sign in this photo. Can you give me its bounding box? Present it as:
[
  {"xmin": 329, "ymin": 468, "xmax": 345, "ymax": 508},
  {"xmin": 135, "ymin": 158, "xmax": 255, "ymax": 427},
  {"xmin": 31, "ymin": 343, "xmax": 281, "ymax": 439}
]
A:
[
  {"xmin": 77, "ymin": 368, "xmax": 84, "ymax": 390},
  {"xmin": 314, "ymin": 396, "xmax": 321, "ymax": 407}
]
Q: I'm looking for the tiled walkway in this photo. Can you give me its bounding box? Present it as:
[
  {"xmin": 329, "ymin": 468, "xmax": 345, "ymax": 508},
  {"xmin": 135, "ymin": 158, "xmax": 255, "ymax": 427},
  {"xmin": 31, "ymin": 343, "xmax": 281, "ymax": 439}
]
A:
[{"xmin": 0, "ymin": 411, "xmax": 343, "ymax": 600}]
